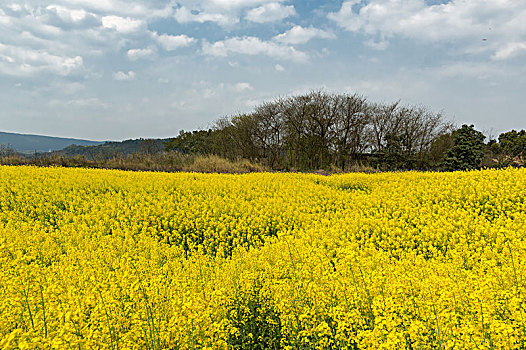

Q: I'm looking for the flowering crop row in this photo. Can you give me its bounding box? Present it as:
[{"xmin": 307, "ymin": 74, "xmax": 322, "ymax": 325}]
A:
[{"xmin": 0, "ymin": 166, "xmax": 525, "ymax": 349}]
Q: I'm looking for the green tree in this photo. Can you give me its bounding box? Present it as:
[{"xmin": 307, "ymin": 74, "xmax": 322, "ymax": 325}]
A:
[
  {"xmin": 164, "ymin": 129, "xmax": 217, "ymax": 155},
  {"xmin": 383, "ymin": 133, "xmax": 407, "ymax": 170},
  {"xmin": 443, "ymin": 124, "xmax": 485, "ymax": 171},
  {"xmin": 497, "ymin": 130, "xmax": 526, "ymax": 166},
  {"xmin": 424, "ymin": 132, "xmax": 454, "ymax": 169}
]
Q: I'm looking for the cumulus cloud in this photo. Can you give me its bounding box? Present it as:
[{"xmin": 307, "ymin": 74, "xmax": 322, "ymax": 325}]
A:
[
  {"xmin": 177, "ymin": 0, "xmax": 285, "ymax": 11},
  {"xmin": 0, "ymin": 1, "xmax": 200, "ymax": 80},
  {"xmin": 0, "ymin": 43, "xmax": 83, "ymax": 76},
  {"xmin": 202, "ymin": 36, "xmax": 308, "ymax": 62},
  {"xmin": 274, "ymin": 25, "xmax": 335, "ymax": 44},
  {"xmin": 154, "ymin": 33, "xmax": 196, "ymax": 51},
  {"xmin": 328, "ymin": 0, "xmax": 480, "ymax": 39},
  {"xmin": 101, "ymin": 15, "xmax": 143, "ymax": 33},
  {"xmin": 328, "ymin": 0, "xmax": 526, "ymax": 59},
  {"xmin": 245, "ymin": 2, "xmax": 295, "ymax": 23},
  {"xmin": 174, "ymin": 6, "xmax": 236, "ymax": 26},
  {"xmin": 47, "ymin": 0, "xmax": 173, "ymax": 18},
  {"xmin": 173, "ymin": 0, "xmax": 293, "ymax": 26},
  {"xmin": 364, "ymin": 39, "xmax": 389, "ymax": 51},
  {"xmin": 233, "ymin": 82, "xmax": 253, "ymax": 91},
  {"xmin": 492, "ymin": 42, "xmax": 526, "ymax": 61},
  {"xmin": 113, "ymin": 70, "xmax": 135, "ymax": 80},
  {"xmin": 274, "ymin": 63, "xmax": 284, "ymax": 71},
  {"xmin": 127, "ymin": 47, "xmax": 155, "ymax": 60},
  {"xmin": 46, "ymin": 5, "xmax": 89, "ymax": 22}
]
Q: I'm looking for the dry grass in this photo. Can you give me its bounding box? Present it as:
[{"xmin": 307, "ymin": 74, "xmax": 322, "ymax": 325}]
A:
[
  {"xmin": 0, "ymin": 151, "xmax": 383, "ymax": 174},
  {"xmin": 185, "ymin": 154, "xmax": 267, "ymax": 173},
  {"xmin": 0, "ymin": 152, "xmax": 269, "ymax": 174}
]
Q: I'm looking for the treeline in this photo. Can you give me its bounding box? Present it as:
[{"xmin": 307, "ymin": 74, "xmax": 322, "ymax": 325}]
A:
[
  {"xmin": 57, "ymin": 138, "xmax": 166, "ymax": 158},
  {"xmin": 166, "ymin": 91, "xmax": 456, "ymax": 171},
  {"xmin": 2, "ymin": 90, "xmax": 524, "ymax": 173},
  {"xmin": 165, "ymin": 91, "xmax": 524, "ymax": 172}
]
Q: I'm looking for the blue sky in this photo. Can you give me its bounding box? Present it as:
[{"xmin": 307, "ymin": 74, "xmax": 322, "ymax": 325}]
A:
[{"xmin": 1, "ymin": 0, "xmax": 525, "ymax": 141}]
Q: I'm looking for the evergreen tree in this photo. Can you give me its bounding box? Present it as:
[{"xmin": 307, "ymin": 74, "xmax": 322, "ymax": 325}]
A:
[{"xmin": 443, "ymin": 124, "xmax": 485, "ymax": 171}]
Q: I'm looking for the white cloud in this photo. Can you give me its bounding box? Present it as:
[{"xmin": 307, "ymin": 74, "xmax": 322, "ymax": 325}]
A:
[
  {"xmin": 492, "ymin": 42, "xmax": 526, "ymax": 60},
  {"xmin": 173, "ymin": 0, "xmax": 293, "ymax": 26},
  {"xmin": 274, "ymin": 63, "xmax": 284, "ymax": 71},
  {"xmin": 101, "ymin": 15, "xmax": 143, "ymax": 33},
  {"xmin": 48, "ymin": 0, "xmax": 173, "ymax": 18},
  {"xmin": 6, "ymin": 4, "xmax": 23, "ymax": 12},
  {"xmin": 46, "ymin": 5, "xmax": 88, "ymax": 22},
  {"xmin": 274, "ymin": 25, "xmax": 335, "ymax": 45},
  {"xmin": 0, "ymin": 9, "xmax": 9, "ymax": 25},
  {"xmin": 155, "ymin": 33, "xmax": 196, "ymax": 51},
  {"xmin": 0, "ymin": 43, "xmax": 83, "ymax": 76},
  {"xmin": 113, "ymin": 70, "xmax": 135, "ymax": 80},
  {"xmin": 174, "ymin": 6, "xmax": 236, "ymax": 26},
  {"xmin": 329, "ymin": 0, "xmax": 476, "ymax": 38},
  {"xmin": 364, "ymin": 39, "xmax": 389, "ymax": 50},
  {"xmin": 233, "ymin": 82, "xmax": 253, "ymax": 91},
  {"xmin": 180, "ymin": 0, "xmax": 285, "ymax": 11},
  {"xmin": 60, "ymin": 82, "xmax": 85, "ymax": 94},
  {"xmin": 127, "ymin": 47, "xmax": 155, "ymax": 60},
  {"xmin": 202, "ymin": 36, "xmax": 308, "ymax": 62},
  {"xmin": 328, "ymin": 0, "xmax": 526, "ymax": 59},
  {"xmin": 245, "ymin": 2, "xmax": 295, "ymax": 23}
]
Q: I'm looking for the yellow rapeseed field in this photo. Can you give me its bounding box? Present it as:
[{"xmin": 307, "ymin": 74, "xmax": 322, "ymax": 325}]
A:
[{"xmin": 0, "ymin": 166, "xmax": 525, "ymax": 349}]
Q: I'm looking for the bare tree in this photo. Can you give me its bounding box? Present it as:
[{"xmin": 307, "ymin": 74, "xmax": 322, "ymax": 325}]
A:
[
  {"xmin": 209, "ymin": 91, "xmax": 452, "ymax": 171},
  {"xmin": 333, "ymin": 94, "xmax": 369, "ymax": 168}
]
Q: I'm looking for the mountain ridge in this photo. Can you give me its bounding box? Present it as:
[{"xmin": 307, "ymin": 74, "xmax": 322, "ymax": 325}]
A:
[{"xmin": 0, "ymin": 131, "xmax": 105, "ymax": 154}]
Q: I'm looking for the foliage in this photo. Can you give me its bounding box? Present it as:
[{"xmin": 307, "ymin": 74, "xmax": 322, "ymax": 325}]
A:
[
  {"xmin": 226, "ymin": 280, "xmax": 282, "ymax": 350},
  {"xmin": 162, "ymin": 91, "xmax": 452, "ymax": 171},
  {"xmin": 425, "ymin": 133, "xmax": 454, "ymax": 168},
  {"xmin": 490, "ymin": 129, "xmax": 526, "ymax": 167},
  {"xmin": 164, "ymin": 130, "xmax": 218, "ymax": 155},
  {"xmin": 498, "ymin": 129, "xmax": 526, "ymax": 157},
  {"xmin": 443, "ymin": 124, "xmax": 486, "ymax": 171},
  {"xmin": 58, "ymin": 138, "xmax": 166, "ymax": 158},
  {"xmin": 1, "ymin": 166, "xmax": 526, "ymax": 349}
]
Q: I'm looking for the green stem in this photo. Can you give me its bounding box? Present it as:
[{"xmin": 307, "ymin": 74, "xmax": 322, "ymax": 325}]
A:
[
  {"xmin": 432, "ymin": 301, "xmax": 443, "ymax": 349},
  {"xmin": 39, "ymin": 284, "xmax": 48, "ymax": 338},
  {"xmin": 23, "ymin": 284, "xmax": 35, "ymax": 331}
]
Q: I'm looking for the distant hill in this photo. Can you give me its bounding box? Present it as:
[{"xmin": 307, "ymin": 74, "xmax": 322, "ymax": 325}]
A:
[
  {"xmin": 56, "ymin": 138, "xmax": 168, "ymax": 158},
  {"xmin": 0, "ymin": 131, "xmax": 104, "ymax": 154}
]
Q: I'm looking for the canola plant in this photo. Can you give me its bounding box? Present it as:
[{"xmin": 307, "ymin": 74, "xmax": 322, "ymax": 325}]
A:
[{"xmin": 0, "ymin": 166, "xmax": 525, "ymax": 349}]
